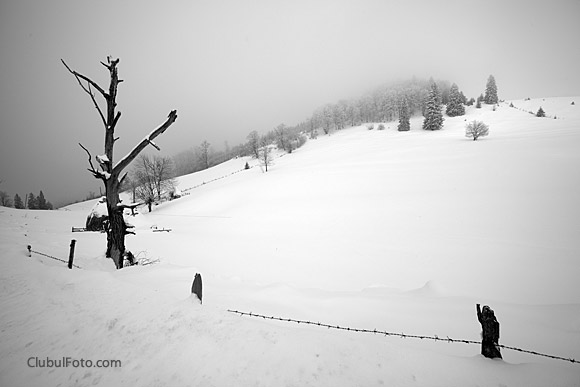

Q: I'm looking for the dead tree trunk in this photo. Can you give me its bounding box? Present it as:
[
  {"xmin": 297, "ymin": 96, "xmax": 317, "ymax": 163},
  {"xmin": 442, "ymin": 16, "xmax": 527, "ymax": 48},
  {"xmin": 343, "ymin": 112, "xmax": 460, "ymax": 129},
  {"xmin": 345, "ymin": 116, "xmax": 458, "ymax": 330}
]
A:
[{"xmin": 63, "ymin": 57, "xmax": 177, "ymax": 269}]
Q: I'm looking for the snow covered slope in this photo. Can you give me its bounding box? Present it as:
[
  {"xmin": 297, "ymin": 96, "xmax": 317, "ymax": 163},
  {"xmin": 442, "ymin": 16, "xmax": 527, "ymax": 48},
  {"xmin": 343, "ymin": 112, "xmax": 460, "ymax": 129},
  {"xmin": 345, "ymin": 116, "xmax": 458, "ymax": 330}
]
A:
[{"xmin": 1, "ymin": 97, "xmax": 579, "ymax": 386}]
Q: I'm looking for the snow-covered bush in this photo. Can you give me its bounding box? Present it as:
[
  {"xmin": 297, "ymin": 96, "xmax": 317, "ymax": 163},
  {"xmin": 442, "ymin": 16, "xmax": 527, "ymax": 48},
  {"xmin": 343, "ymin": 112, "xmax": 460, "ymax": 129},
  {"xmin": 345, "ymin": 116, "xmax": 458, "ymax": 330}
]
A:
[{"xmin": 86, "ymin": 197, "xmax": 108, "ymax": 231}]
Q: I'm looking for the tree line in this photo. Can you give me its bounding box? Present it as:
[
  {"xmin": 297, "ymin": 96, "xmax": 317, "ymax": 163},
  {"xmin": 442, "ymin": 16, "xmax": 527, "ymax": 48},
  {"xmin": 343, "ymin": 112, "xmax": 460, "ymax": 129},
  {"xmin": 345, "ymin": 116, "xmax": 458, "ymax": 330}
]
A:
[
  {"xmin": 0, "ymin": 189, "xmax": 53, "ymax": 210},
  {"xmin": 170, "ymin": 75, "xmax": 498, "ymax": 175}
]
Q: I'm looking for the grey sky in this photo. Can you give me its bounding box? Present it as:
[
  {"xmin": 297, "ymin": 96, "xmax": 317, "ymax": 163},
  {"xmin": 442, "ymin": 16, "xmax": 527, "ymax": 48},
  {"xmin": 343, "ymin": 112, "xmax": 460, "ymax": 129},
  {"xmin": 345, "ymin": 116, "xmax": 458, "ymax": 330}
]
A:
[{"xmin": 1, "ymin": 0, "xmax": 579, "ymax": 206}]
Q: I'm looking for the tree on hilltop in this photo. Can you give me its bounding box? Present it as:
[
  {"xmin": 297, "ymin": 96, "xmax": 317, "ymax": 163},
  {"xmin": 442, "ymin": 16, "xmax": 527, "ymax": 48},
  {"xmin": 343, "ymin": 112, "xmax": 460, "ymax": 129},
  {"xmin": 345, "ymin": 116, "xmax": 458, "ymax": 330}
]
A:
[
  {"xmin": 423, "ymin": 82, "xmax": 444, "ymax": 131},
  {"xmin": 27, "ymin": 193, "xmax": 37, "ymax": 209},
  {"xmin": 198, "ymin": 140, "xmax": 211, "ymax": 170},
  {"xmin": 259, "ymin": 136, "xmax": 272, "ymax": 172},
  {"xmin": 536, "ymin": 106, "xmax": 546, "ymax": 117},
  {"xmin": 246, "ymin": 130, "xmax": 261, "ymax": 159},
  {"xmin": 37, "ymin": 191, "xmax": 47, "ymax": 210},
  {"xmin": 445, "ymin": 83, "xmax": 466, "ymax": 117},
  {"xmin": 14, "ymin": 193, "xmax": 24, "ymax": 209},
  {"xmin": 398, "ymin": 97, "xmax": 410, "ymax": 131},
  {"xmin": 484, "ymin": 75, "xmax": 498, "ymax": 104}
]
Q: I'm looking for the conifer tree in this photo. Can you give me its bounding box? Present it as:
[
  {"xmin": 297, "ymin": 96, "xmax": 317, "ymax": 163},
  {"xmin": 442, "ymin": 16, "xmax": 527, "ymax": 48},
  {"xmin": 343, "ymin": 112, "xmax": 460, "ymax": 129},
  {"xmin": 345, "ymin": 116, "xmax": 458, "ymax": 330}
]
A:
[
  {"xmin": 37, "ymin": 191, "xmax": 47, "ymax": 210},
  {"xmin": 14, "ymin": 193, "xmax": 24, "ymax": 209},
  {"xmin": 536, "ymin": 106, "xmax": 545, "ymax": 117},
  {"xmin": 398, "ymin": 97, "xmax": 411, "ymax": 131},
  {"xmin": 445, "ymin": 83, "xmax": 466, "ymax": 117},
  {"xmin": 484, "ymin": 75, "xmax": 498, "ymax": 104},
  {"xmin": 422, "ymin": 82, "xmax": 444, "ymax": 131},
  {"xmin": 27, "ymin": 193, "xmax": 36, "ymax": 209}
]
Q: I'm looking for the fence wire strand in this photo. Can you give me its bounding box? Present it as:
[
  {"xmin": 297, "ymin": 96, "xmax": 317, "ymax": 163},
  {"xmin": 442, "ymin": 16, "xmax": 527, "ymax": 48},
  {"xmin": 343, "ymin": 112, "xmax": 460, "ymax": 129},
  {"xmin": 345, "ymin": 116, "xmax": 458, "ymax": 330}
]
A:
[
  {"xmin": 227, "ymin": 309, "xmax": 577, "ymax": 365},
  {"xmin": 29, "ymin": 249, "xmax": 82, "ymax": 269}
]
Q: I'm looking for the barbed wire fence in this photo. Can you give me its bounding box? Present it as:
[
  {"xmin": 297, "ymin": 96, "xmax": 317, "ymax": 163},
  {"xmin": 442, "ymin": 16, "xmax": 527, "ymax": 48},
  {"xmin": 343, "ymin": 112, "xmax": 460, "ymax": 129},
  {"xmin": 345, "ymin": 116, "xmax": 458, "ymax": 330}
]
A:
[
  {"xmin": 27, "ymin": 243, "xmax": 82, "ymax": 269},
  {"xmin": 227, "ymin": 309, "xmax": 578, "ymax": 365}
]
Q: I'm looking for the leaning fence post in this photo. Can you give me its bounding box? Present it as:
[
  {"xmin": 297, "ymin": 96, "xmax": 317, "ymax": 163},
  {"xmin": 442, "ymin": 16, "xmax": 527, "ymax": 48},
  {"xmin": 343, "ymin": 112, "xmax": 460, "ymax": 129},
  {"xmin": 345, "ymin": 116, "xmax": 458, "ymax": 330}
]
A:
[
  {"xmin": 476, "ymin": 303, "xmax": 502, "ymax": 359},
  {"xmin": 191, "ymin": 273, "xmax": 202, "ymax": 304},
  {"xmin": 68, "ymin": 239, "xmax": 76, "ymax": 269}
]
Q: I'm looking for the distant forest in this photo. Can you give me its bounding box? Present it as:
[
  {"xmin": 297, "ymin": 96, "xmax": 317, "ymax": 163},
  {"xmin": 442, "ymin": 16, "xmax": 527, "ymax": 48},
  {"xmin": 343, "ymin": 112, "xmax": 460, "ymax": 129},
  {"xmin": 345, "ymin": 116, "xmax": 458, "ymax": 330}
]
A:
[{"xmin": 172, "ymin": 76, "xmax": 484, "ymax": 176}]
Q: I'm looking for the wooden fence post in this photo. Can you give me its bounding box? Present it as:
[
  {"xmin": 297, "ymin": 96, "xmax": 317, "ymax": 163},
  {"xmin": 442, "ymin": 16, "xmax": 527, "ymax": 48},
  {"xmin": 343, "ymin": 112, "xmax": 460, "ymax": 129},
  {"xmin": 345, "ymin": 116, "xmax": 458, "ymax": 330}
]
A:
[
  {"xmin": 476, "ymin": 303, "xmax": 502, "ymax": 359},
  {"xmin": 27, "ymin": 245, "xmax": 31, "ymax": 257},
  {"xmin": 68, "ymin": 239, "xmax": 76, "ymax": 269}
]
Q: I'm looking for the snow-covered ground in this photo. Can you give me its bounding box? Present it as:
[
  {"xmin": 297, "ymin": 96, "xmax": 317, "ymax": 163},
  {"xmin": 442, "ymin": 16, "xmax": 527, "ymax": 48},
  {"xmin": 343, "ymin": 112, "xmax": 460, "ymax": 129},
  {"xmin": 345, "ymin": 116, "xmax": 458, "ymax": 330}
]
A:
[{"xmin": 1, "ymin": 97, "xmax": 579, "ymax": 386}]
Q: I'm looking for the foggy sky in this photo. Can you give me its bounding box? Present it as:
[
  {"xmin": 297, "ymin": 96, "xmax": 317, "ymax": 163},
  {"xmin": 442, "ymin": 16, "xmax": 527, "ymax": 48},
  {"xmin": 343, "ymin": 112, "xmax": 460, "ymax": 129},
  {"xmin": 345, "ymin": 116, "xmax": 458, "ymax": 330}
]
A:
[{"xmin": 1, "ymin": 0, "xmax": 579, "ymax": 207}]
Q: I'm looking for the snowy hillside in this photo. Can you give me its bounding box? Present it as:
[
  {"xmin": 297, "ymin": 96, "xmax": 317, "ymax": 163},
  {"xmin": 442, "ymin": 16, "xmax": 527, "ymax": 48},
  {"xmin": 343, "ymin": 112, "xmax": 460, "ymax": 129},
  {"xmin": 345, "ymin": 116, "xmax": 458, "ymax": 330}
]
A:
[{"xmin": 1, "ymin": 98, "xmax": 579, "ymax": 386}]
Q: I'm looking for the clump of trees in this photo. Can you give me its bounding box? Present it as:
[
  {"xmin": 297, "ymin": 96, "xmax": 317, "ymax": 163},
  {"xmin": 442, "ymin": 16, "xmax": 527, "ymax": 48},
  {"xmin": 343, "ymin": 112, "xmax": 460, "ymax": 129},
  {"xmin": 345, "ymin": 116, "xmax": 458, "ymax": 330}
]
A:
[
  {"xmin": 26, "ymin": 191, "xmax": 53, "ymax": 209},
  {"xmin": 307, "ymin": 78, "xmax": 437, "ymax": 133},
  {"xmin": 465, "ymin": 120, "xmax": 489, "ymax": 141},
  {"xmin": 302, "ymin": 77, "xmax": 470, "ymax": 135},
  {"xmin": 127, "ymin": 154, "xmax": 177, "ymax": 212},
  {"xmin": 0, "ymin": 189, "xmax": 52, "ymax": 210},
  {"xmin": 173, "ymin": 139, "xmax": 246, "ymax": 177},
  {"xmin": 0, "ymin": 190, "xmax": 12, "ymax": 207}
]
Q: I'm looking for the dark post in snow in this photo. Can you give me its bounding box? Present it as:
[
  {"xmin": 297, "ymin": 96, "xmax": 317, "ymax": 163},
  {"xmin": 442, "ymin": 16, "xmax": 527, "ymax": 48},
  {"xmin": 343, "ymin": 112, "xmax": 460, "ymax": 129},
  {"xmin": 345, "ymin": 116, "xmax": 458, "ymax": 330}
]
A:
[
  {"xmin": 476, "ymin": 304, "xmax": 502, "ymax": 359},
  {"xmin": 191, "ymin": 273, "xmax": 203, "ymax": 304},
  {"xmin": 68, "ymin": 239, "xmax": 77, "ymax": 269},
  {"xmin": 27, "ymin": 245, "xmax": 31, "ymax": 257}
]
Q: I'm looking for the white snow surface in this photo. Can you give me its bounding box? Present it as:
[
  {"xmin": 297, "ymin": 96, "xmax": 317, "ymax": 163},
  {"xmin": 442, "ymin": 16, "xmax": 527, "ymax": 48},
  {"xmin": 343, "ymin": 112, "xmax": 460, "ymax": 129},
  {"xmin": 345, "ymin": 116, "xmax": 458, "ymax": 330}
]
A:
[{"xmin": 1, "ymin": 98, "xmax": 579, "ymax": 386}]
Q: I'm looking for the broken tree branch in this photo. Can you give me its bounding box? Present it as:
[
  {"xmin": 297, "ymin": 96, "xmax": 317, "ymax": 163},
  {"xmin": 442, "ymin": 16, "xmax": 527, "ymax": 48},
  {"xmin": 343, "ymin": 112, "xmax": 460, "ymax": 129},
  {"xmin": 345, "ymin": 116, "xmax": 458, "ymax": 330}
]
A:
[
  {"xmin": 78, "ymin": 143, "xmax": 104, "ymax": 180},
  {"xmin": 62, "ymin": 59, "xmax": 108, "ymax": 127},
  {"xmin": 147, "ymin": 139, "xmax": 161, "ymax": 151},
  {"xmin": 113, "ymin": 110, "xmax": 178, "ymax": 175},
  {"xmin": 111, "ymin": 111, "xmax": 122, "ymax": 131},
  {"xmin": 61, "ymin": 59, "xmax": 109, "ymax": 98}
]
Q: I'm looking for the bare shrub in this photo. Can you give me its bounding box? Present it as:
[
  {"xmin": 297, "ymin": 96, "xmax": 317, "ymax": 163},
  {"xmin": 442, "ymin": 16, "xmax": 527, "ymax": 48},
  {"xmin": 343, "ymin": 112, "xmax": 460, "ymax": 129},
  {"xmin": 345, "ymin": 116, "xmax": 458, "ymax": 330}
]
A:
[{"xmin": 465, "ymin": 120, "xmax": 489, "ymax": 141}]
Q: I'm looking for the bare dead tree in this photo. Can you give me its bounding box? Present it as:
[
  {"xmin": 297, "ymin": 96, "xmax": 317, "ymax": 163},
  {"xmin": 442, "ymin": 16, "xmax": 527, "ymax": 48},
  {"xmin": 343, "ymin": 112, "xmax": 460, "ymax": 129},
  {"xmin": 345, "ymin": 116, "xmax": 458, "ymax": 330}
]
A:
[
  {"xmin": 259, "ymin": 136, "xmax": 272, "ymax": 172},
  {"xmin": 62, "ymin": 57, "xmax": 177, "ymax": 269},
  {"xmin": 132, "ymin": 154, "xmax": 176, "ymax": 210}
]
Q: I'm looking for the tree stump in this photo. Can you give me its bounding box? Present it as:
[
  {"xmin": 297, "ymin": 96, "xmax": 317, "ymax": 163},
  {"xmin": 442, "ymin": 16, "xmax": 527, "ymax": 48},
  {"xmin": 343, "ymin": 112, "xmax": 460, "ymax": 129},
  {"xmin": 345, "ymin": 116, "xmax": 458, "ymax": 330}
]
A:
[
  {"xmin": 191, "ymin": 273, "xmax": 202, "ymax": 304},
  {"xmin": 476, "ymin": 304, "xmax": 502, "ymax": 359}
]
